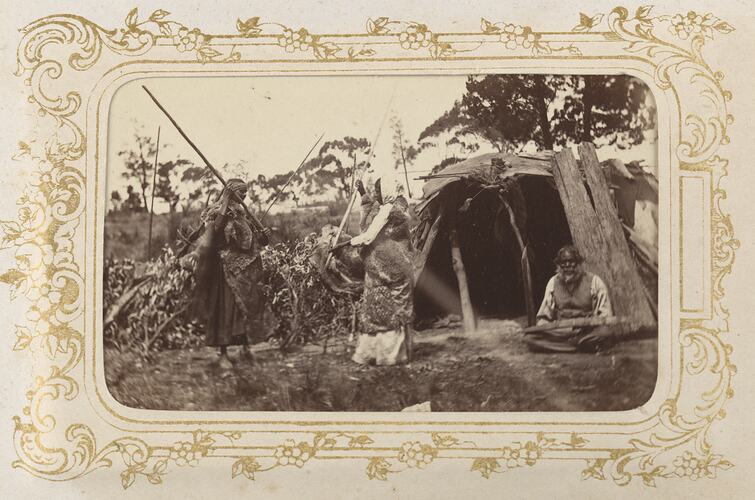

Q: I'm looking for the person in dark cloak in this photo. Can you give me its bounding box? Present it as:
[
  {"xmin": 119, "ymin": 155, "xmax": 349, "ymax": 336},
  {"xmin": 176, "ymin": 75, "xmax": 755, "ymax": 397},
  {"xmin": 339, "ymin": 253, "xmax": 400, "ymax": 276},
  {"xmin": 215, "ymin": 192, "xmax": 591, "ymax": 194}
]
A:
[{"xmin": 183, "ymin": 178, "xmax": 270, "ymax": 369}]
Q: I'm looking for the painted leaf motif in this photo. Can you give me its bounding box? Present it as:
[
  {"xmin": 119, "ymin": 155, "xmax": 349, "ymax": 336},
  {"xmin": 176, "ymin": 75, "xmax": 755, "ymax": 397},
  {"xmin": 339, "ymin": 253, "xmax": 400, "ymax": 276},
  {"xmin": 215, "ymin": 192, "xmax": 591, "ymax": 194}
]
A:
[
  {"xmin": 153, "ymin": 459, "xmax": 168, "ymax": 474},
  {"xmin": 147, "ymin": 473, "xmax": 163, "ymax": 484},
  {"xmin": 313, "ymin": 42, "xmax": 340, "ymax": 59},
  {"xmin": 431, "ymin": 433, "xmax": 459, "ymax": 447},
  {"xmin": 121, "ymin": 470, "xmax": 136, "ymax": 489},
  {"xmin": 237, "ymin": 16, "xmax": 262, "ymax": 35},
  {"xmin": 231, "ymin": 459, "xmax": 242, "ymax": 478},
  {"xmin": 366, "ymin": 457, "xmax": 390, "ymax": 480},
  {"xmin": 569, "ymin": 433, "xmax": 587, "ymax": 448},
  {"xmin": 43, "ymin": 334, "xmax": 60, "ymax": 359},
  {"xmin": 348, "ymin": 435, "xmax": 374, "ymax": 447},
  {"xmin": 718, "ymin": 459, "xmax": 734, "ymax": 470},
  {"xmin": 14, "ymin": 141, "xmax": 31, "ymax": 159},
  {"xmin": 471, "ymin": 457, "xmax": 499, "ymax": 478},
  {"xmin": 589, "ymin": 14, "xmax": 604, "ymax": 27},
  {"xmin": 635, "ymin": 5, "xmax": 653, "ymax": 19},
  {"xmin": 714, "ymin": 21, "xmax": 735, "ymax": 34},
  {"xmin": 198, "ymin": 46, "xmax": 222, "ymax": 61},
  {"xmin": 581, "ymin": 459, "xmax": 606, "ymax": 480},
  {"xmin": 480, "ymin": 18, "xmax": 500, "ymax": 34},
  {"xmin": 1, "ymin": 221, "xmax": 23, "ymax": 247},
  {"xmin": 366, "ymin": 17, "xmax": 390, "ymax": 35},
  {"xmin": 533, "ymin": 42, "xmax": 552, "ymax": 55},
  {"xmin": 640, "ymin": 473, "xmax": 656, "ymax": 487},
  {"xmin": 149, "ymin": 9, "xmax": 170, "ymax": 21},
  {"xmin": 125, "ymin": 8, "xmax": 138, "ymax": 29},
  {"xmin": 232, "ymin": 458, "xmax": 260, "ymax": 479},
  {"xmin": 13, "ymin": 326, "xmax": 32, "ymax": 350}
]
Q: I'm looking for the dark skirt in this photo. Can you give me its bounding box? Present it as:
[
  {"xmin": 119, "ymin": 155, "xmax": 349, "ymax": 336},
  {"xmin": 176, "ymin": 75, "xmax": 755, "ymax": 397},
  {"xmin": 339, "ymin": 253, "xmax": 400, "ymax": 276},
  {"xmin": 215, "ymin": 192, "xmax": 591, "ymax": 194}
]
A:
[{"xmin": 203, "ymin": 258, "xmax": 266, "ymax": 347}]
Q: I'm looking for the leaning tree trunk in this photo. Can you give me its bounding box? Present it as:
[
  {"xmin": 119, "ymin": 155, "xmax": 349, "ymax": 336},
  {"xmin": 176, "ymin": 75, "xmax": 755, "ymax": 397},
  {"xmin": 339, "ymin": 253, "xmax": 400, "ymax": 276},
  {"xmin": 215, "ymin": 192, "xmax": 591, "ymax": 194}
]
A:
[
  {"xmin": 533, "ymin": 75, "xmax": 554, "ymax": 150},
  {"xmin": 551, "ymin": 143, "xmax": 656, "ymax": 330}
]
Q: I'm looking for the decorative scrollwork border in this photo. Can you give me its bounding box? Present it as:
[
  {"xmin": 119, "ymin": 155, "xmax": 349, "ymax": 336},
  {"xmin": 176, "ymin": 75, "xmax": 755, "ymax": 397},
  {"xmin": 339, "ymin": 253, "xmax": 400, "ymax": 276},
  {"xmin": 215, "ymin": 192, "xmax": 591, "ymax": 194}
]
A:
[{"xmin": 1, "ymin": 5, "xmax": 738, "ymax": 489}]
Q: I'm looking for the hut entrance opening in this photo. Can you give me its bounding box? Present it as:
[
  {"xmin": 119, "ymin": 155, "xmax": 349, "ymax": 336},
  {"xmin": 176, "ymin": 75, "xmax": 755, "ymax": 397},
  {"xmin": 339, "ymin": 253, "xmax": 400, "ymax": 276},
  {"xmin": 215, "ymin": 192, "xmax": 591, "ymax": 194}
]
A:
[{"xmin": 414, "ymin": 176, "xmax": 571, "ymax": 323}]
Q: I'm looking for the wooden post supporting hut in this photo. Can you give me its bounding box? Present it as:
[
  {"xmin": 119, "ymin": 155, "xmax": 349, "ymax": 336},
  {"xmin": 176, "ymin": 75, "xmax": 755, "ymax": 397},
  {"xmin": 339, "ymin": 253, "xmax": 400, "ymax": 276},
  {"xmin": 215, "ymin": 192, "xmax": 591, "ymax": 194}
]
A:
[{"xmin": 449, "ymin": 227, "xmax": 477, "ymax": 333}]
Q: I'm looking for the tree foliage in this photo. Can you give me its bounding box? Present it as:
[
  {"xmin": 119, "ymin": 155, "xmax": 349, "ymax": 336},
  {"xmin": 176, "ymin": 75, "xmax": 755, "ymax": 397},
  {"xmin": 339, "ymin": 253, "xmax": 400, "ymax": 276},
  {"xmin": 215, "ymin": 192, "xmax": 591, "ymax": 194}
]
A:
[
  {"xmin": 302, "ymin": 137, "xmax": 372, "ymax": 199},
  {"xmin": 119, "ymin": 133, "xmax": 156, "ymax": 211},
  {"xmin": 419, "ymin": 74, "xmax": 656, "ymax": 174},
  {"xmin": 155, "ymin": 159, "xmax": 194, "ymax": 212}
]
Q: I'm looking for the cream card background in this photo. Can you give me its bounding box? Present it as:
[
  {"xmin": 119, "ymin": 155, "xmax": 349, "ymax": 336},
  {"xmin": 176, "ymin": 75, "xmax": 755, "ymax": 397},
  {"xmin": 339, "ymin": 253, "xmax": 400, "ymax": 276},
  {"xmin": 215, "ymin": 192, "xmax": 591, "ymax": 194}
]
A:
[{"xmin": 0, "ymin": 0, "xmax": 754, "ymax": 498}]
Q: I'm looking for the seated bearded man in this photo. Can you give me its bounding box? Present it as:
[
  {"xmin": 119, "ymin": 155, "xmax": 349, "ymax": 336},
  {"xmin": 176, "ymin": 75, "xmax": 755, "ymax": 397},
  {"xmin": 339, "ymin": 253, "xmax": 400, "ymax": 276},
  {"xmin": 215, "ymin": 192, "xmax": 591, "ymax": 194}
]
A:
[{"xmin": 525, "ymin": 245, "xmax": 616, "ymax": 353}]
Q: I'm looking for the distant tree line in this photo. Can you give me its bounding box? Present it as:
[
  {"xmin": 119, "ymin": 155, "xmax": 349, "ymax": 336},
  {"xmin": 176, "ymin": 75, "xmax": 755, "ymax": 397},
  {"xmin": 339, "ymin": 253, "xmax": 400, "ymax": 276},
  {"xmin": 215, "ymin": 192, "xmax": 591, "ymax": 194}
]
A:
[{"xmin": 111, "ymin": 75, "xmax": 655, "ymax": 215}]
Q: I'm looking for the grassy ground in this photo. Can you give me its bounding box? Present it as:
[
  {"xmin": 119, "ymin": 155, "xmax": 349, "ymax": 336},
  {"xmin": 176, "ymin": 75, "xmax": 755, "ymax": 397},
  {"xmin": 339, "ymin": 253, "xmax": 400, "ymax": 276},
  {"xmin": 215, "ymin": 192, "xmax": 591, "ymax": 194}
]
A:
[{"xmin": 105, "ymin": 318, "xmax": 657, "ymax": 412}]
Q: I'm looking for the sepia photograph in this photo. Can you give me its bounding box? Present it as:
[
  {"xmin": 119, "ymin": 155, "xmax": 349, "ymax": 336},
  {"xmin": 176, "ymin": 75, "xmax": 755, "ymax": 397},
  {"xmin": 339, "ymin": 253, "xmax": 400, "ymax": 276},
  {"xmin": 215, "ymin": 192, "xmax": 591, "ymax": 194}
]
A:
[{"xmin": 103, "ymin": 73, "xmax": 659, "ymax": 412}]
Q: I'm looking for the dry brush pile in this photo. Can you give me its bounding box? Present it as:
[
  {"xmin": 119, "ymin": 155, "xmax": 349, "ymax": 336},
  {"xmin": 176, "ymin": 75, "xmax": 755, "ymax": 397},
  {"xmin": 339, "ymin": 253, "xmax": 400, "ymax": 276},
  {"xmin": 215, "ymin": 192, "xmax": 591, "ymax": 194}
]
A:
[{"xmin": 103, "ymin": 234, "xmax": 354, "ymax": 356}]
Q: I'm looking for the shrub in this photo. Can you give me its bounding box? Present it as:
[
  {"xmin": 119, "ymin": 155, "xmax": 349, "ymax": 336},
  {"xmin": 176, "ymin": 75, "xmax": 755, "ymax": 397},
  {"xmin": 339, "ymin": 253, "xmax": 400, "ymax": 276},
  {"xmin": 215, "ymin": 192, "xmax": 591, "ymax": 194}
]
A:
[
  {"xmin": 103, "ymin": 249, "xmax": 203, "ymax": 354},
  {"xmin": 261, "ymin": 234, "xmax": 354, "ymax": 347}
]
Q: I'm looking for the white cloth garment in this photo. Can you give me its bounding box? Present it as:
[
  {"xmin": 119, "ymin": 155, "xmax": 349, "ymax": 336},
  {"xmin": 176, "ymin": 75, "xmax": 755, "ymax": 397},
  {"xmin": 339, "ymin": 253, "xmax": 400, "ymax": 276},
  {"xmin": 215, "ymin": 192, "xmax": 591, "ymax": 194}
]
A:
[{"xmin": 352, "ymin": 329, "xmax": 409, "ymax": 366}]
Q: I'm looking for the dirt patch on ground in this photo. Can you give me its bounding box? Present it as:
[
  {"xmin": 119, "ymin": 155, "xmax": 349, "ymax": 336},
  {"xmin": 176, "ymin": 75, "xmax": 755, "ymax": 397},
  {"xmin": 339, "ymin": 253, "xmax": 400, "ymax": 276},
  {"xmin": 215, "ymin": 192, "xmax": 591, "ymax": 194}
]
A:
[{"xmin": 105, "ymin": 319, "xmax": 657, "ymax": 412}]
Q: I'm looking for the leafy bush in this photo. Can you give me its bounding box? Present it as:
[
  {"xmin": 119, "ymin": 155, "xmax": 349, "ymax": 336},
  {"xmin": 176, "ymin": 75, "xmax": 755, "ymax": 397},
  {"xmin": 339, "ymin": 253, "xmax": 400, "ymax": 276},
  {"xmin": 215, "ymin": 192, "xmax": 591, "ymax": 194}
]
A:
[
  {"xmin": 261, "ymin": 234, "xmax": 355, "ymax": 347},
  {"xmin": 103, "ymin": 249, "xmax": 203, "ymax": 353}
]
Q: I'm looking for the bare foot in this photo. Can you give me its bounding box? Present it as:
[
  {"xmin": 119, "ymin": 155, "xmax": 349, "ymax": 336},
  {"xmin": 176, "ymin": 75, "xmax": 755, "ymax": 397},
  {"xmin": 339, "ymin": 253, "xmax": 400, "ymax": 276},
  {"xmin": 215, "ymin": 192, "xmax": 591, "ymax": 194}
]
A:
[
  {"xmin": 241, "ymin": 345, "xmax": 255, "ymax": 362},
  {"xmin": 218, "ymin": 355, "xmax": 234, "ymax": 371}
]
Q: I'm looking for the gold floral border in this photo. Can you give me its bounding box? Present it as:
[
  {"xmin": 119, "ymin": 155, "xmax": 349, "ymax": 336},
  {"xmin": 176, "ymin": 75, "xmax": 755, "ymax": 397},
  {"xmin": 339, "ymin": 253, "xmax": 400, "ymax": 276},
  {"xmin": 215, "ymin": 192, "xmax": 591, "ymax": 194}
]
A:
[{"xmin": 1, "ymin": 5, "xmax": 739, "ymax": 488}]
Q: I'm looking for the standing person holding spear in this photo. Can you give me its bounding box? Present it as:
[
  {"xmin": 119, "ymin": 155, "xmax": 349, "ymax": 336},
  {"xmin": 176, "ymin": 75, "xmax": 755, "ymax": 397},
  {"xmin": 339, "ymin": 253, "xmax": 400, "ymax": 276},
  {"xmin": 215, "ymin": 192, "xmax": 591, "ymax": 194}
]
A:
[
  {"xmin": 327, "ymin": 89, "xmax": 416, "ymax": 365},
  {"xmin": 142, "ymin": 85, "xmax": 271, "ymax": 369}
]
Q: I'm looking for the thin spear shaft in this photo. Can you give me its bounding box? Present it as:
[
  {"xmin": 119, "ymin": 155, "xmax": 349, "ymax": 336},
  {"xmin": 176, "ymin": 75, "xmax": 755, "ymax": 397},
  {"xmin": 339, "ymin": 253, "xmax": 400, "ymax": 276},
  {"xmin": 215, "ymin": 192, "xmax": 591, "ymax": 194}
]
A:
[
  {"xmin": 328, "ymin": 89, "xmax": 395, "ymax": 255},
  {"xmin": 146, "ymin": 126, "xmax": 161, "ymax": 260},
  {"xmin": 262, "ymin": 133, "xmax": 324, "ymax": 220}
]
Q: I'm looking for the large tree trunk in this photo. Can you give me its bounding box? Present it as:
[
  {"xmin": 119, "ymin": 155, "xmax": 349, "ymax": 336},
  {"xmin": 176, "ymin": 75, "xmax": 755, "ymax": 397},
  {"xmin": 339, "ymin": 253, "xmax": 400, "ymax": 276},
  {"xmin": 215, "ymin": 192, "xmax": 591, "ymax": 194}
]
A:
[
  {"xmin": 551, "ymin": 143, "xmax": 655, "ymax": 330},
  {"xmin": 533, "ymin": 75, "xmax": 554, "ymax": 150}
]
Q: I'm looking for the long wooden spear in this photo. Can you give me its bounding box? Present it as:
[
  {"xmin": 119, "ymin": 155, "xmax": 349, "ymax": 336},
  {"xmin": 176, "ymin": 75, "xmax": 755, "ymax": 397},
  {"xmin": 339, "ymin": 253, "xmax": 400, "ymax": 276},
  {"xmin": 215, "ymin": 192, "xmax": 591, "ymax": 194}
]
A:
[
  {"xmin": 326, "ymin": 90, "xmax": 395, "ymax": 265},
  {"xmin": 262, "ymin": 133, "xmax": 324, "ymax": 220},
  {"xmin": 141, "ymin": 85, "xmax": 267, "ymax": 236},
  {"xmin": 146, "ymin": 126, "xmax": 161, "ymax": 260}
]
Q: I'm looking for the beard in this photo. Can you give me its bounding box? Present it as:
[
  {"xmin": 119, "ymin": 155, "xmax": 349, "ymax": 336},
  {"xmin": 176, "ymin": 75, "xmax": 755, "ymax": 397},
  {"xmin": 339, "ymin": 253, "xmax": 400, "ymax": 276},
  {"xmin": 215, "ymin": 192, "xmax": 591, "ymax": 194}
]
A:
[{"xmin": 559, "ymin": 268, "xmax": 582, "ymax": 285}]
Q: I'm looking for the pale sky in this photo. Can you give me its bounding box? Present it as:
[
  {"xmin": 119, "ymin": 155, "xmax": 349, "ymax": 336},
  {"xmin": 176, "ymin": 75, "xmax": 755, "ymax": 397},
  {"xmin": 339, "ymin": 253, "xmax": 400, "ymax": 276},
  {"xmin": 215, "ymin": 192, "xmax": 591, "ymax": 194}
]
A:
[{"xmin": 107, "ymin": 75, "xmax": 656, "ymax": 213}]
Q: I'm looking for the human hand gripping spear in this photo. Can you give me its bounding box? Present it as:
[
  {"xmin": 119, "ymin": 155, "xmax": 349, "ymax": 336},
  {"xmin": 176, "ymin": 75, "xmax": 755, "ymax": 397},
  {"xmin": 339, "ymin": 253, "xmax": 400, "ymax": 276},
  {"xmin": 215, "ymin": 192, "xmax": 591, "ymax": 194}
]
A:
[{"xmin": 141, "ymin": 85, "xmax": 269, "ymax": 255}]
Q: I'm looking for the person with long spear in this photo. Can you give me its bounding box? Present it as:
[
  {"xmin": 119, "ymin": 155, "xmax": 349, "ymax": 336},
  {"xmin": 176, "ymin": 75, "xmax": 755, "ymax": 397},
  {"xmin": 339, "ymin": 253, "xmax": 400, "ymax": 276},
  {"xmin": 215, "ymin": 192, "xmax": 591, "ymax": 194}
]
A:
[
  {"xmin": 104, "ymin": 91, "xmax": 322, "ymax": 363},
  {"xmin": 142, "ymin": 86, "xmax": 272, "ymax": 368},
  {"xmin": 328, "ymin": 88, "xmax": 416, "ymax": 365}
]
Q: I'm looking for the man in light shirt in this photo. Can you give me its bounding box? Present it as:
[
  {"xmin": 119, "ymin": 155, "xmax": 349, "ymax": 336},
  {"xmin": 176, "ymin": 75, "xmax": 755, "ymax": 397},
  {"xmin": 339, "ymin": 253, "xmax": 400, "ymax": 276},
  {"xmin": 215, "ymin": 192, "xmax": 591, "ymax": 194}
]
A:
[{"xmin": 525, "ymin": 245, "xmax": 616, "ymax": 353}]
